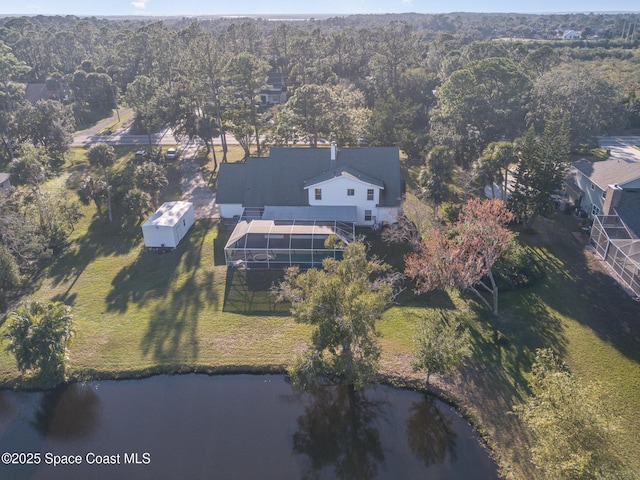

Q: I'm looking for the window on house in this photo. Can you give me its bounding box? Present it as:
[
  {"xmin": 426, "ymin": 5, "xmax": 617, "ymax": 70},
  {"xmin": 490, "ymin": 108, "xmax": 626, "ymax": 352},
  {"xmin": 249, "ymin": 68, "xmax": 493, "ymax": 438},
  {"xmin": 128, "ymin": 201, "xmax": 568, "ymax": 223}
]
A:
[
  {"xmin": 364, "ymin": 210, "xmax": 372, "ymax": 221},
  {"xmin": 592, "ymin": 204, "xmax": 600, "ymax": 217},
  {"xmin": 347, "ymin": 189, "xmax": 355, "ymax": 196},
  {"xmin": 367, "ymin": 189, "xmax": 374, "ymax": 201},
  {"xmin": 601, "ymin": 190, "xmax": 607, "ymax": 200},
  {"xmin": 590, "ymin": 183, "xmax": 595, "ymax": 191},
  {"xmin": 315, "ymin": 188, "xmax": 322, "ymax": 200}
]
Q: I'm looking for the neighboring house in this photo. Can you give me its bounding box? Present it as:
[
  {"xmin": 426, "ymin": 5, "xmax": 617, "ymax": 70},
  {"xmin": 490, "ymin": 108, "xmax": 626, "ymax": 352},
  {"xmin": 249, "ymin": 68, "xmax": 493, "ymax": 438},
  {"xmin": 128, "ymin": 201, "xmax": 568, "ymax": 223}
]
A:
[
  {"xmin": 563, "ymin": 30, "xmax": 581, "ymax": 40},
  {"xmin": 0, "ymin": 172, "xmax": 11, "ymax": 191},
  {"xmin": 565, "ymin": 141, "xmax": 640, "ymax": 295},
  {"xmin": 565, "ymin": 157, "xmax": 640, "ymax": 218},
  {"xmin": 218, "ymin": 145, "xmax": 404, "ymax": 269},
  {"xmin": 483, "ymin": 169, "xmax": 516, "ymax": 201},
  {"xmin": 257, "ymin": 72, "xmax": 287, "ymax": 112},
  {"xmin": 589, "ymin": 185, "xmax": 640, "ymax": 296}
]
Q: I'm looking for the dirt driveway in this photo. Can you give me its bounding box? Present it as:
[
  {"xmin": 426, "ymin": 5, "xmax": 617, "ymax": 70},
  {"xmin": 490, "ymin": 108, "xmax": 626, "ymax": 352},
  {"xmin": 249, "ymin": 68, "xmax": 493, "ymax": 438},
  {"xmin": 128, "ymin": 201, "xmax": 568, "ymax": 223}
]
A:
[{"xmin": 178, "ymin": 141, "xmax": 219, "ymax": 220}]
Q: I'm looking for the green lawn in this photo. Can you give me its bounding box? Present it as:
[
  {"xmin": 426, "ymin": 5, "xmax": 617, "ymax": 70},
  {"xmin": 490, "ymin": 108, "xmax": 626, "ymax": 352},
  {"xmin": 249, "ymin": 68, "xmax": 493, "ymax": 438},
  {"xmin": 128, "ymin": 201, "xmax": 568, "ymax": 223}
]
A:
[
  {"xmin": 0, "ymin": 219, "xmax": 311, "ymax": 382},
  {"xmin": 374, "ymin": 214, "xmax": 640, "ymax": 479},
  {"xmin": 2, "ymin": 149, "xmax": 640, "ymax": 479}
]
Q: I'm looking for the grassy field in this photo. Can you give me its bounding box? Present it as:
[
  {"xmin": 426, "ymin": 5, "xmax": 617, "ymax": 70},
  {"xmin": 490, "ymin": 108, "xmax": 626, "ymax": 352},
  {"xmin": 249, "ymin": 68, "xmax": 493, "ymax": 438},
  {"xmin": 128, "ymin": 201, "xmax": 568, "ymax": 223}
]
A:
[{"xmin": 2, "ymin": 148, "xmax": 640, "ymax": 479}]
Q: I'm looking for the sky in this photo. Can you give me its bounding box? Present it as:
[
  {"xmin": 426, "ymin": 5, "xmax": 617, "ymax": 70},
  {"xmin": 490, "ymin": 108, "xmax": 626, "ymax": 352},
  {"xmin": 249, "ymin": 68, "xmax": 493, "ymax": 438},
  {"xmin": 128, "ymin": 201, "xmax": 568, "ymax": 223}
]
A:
[{"xmin": 0, "ymin": 0, "xmax": 638, "ymax": 17}]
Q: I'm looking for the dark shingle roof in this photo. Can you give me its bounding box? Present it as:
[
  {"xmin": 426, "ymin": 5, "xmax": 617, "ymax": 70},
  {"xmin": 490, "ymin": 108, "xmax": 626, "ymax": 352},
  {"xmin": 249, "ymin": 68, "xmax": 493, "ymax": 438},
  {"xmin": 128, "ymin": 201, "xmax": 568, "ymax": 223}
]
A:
[
  {"xmin": 216, "ymin": 163, "xmax": 246, "ymax": 204},
  {"xmin": 572, "ymin": 157, "xmax": 640, "ymax": 189},
  {"xmin": 616, "ymin": 189, "xmax": 640, "ymax": 238},
  {"xmin": 217, "ymin": 147, "xmax": 402, "ymax": 209}
]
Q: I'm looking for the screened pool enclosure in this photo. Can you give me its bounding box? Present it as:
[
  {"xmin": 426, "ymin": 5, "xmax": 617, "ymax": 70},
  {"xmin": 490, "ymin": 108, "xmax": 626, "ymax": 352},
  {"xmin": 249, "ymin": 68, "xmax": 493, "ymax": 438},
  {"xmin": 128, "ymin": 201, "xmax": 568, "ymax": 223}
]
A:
[
  {"xmin": 224, "ymin": 219, "xmax": 355, "ymax": 269},
  {"xmin": 590, "ymin": 215, "xmax": 640, "ymax": 296}
]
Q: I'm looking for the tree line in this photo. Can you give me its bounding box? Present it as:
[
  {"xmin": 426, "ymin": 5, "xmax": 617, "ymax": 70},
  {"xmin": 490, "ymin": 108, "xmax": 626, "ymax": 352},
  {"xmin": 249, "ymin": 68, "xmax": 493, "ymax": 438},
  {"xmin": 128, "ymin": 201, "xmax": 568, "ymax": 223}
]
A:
[
  {"xmin": 1, "ymin": 14, "xmax": 639, "ymax": 160},
  {"xmin": 1, "ymin": 13, "xmax": 638, "ymax": 305}
]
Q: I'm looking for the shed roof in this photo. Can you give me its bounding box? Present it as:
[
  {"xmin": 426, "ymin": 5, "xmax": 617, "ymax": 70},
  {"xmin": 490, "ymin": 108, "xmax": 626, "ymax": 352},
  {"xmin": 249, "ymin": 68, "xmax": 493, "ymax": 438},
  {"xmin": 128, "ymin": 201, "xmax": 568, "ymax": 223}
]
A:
[
  {"xmin": 142, "ymin": 201, "xmax": 193, "ymax": 228},
  {"xmin": 572, "ymin": 157, "xmax": 640, "ymax": 189},
  {"xmin": 0, "ymin": 172, "xmax": 10, "ymax": 184}
]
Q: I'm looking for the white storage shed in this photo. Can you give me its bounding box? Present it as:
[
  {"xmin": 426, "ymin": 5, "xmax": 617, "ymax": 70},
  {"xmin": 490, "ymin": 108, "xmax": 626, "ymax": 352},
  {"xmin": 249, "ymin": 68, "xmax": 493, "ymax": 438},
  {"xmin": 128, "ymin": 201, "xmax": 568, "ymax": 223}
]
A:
[{"xmin": 142, "ymin": 201, "xmax": 195, "ymax": 249}]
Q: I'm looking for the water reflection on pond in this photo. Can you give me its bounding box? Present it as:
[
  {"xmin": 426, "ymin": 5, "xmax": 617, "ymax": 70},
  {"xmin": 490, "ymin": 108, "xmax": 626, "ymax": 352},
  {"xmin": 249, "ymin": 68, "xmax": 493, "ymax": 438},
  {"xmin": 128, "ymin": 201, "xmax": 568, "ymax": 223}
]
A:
[{"xmin": 0, "ymin": 375, "xmax": 498, "ymax": 480}]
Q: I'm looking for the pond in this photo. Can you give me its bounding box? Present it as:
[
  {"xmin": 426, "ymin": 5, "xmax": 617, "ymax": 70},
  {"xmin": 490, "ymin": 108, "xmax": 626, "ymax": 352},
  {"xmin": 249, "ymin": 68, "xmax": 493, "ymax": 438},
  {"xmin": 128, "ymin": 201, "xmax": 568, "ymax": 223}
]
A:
[{"xmin": 0, "ymin": 375, "xmax": 499, "ymax": 480}]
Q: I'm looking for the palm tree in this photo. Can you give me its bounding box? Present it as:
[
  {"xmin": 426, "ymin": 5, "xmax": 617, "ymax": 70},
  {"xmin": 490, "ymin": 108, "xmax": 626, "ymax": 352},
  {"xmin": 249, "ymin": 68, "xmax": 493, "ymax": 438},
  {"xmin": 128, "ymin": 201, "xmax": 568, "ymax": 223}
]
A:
[
  {"xmin": 124, "ymin": 188, "xmax": 153, "ymax": 224},
  {"xmin": 134, "ymin": 162, "xmax": 168, "ymax": 210},
  {"xmin": 475, "ymin": 142, "xmax": 516, "ymax": 203},
  {"xmin": 87, "ymin": 143, "xmax": 116, "ymax": 222},
  {"xmin": 3, "ymin": 301, "xmax": 74, "ymax": 383},
  {"xmin": 419, "ymin": 146, "xmax": 454, "ymax": 218},
  {"xmin": 77, "ymin": 175, "xmax": 108, "ymax": 220}
]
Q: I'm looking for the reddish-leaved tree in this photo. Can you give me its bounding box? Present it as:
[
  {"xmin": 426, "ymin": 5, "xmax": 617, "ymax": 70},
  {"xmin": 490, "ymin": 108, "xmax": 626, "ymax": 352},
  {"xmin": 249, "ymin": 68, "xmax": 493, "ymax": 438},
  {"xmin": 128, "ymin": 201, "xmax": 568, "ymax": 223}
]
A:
[{"xmin": 406, "ymin": 198, "xmax": 514, "ymax": 316}]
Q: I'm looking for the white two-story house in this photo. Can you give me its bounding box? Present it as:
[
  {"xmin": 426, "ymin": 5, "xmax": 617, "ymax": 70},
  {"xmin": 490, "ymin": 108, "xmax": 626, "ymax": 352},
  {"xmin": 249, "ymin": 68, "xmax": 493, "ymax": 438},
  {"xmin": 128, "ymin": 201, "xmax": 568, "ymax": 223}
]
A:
[
  {"xmin": 217, "ymin": 144, "xmax": 404, "ymax": 269},
  {"xmin": 217, "ymin": 144, "xmax": 403, "ymax": 227}
]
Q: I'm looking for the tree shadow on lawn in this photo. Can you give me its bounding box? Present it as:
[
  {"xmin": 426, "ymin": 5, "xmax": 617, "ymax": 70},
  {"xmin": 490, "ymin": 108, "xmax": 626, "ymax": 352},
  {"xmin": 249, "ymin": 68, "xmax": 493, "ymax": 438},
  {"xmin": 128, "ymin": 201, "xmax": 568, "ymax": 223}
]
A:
[
  {"xmin": 139, "ymin": 222, "xmax": 219, "ymax": 362},
  {"xmin": 141, "ymin": 271, "xmax": 217, "ymax": 362},
  {"xmin": 48, "ymin": 218, "xmax": 141, "ymax": 305},
  {"xmin": 105, "ymin": 220, "xmax": 213, "ymax": 314},
  {"xmin": 453, "ymin": 285, "xmax": 569, "ymax": 412},
  {"xmin": 520, "ymin": 216, "xmax": 640, "ymax": 365},
  {"xmin": 456, "ymin": 351, "xmax": 537, "ymax": 479}
]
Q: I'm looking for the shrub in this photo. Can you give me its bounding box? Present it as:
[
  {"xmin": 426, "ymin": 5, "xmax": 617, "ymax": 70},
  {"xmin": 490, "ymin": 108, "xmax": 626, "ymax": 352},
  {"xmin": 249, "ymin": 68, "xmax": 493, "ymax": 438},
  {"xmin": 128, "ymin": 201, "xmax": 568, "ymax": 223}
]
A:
[{"xmin": 493, "ymin": 241, "xmax": 544, "ymax": 291}]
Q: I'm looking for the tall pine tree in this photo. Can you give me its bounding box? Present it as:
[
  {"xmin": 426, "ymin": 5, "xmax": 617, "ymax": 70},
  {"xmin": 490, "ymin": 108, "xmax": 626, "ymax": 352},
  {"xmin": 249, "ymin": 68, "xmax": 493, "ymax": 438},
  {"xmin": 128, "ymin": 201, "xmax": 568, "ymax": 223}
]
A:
[{"xmin": 509, "ymin": 112, "xmax": 570, "ymax": 228}]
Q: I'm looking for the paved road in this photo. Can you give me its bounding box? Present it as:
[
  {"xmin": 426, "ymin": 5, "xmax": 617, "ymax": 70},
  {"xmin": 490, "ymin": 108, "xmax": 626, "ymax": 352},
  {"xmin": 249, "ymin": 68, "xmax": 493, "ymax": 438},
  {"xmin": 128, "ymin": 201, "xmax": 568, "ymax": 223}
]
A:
[
  {"xmin": 72, "ymin": 128, "xmax": 178, "ymax": 147},
  {"xmin": 597, "ymin": 136, "xmax": 640, "ymax": 163}
]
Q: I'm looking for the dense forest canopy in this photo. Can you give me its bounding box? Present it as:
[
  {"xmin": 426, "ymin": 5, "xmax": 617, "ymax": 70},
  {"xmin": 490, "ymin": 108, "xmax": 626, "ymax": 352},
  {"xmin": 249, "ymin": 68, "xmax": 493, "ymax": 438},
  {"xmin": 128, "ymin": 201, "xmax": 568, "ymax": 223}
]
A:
[
  {"xmin": 0, "ymin": 12, "xmax": 638, "ymax": 164},
  {"xmin": 0, "ymin": 13, "xmax": 638, "ymax": 155},
  {"xmin": 0, "ymin": 13, "xmax": 639, "ymax": 285}
]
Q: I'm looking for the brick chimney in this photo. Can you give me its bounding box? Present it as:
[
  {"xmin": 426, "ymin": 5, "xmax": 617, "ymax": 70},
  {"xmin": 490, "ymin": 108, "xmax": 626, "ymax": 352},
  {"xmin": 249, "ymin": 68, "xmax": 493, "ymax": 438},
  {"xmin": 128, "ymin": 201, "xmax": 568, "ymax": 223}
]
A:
[{"xmin": 602, "ymin": 184, "xmax": 623, "ymax": 216}]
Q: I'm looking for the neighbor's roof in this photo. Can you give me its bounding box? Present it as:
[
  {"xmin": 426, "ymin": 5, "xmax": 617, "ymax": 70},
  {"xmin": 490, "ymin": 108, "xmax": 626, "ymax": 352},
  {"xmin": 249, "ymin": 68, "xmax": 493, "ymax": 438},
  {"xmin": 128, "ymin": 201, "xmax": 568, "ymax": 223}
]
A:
[
  {"xmin": 266, "ymin": 72, "xmax": 285, "ymax": 89},
  {"xmin": 217, "ymin": 147, "xmax": 402, "ymax": 208},
  {"xmin": 616, "ymin": 189, "xmax": 640, "ymax": 238},
  {"xmin": 572, "ymin": 157, "xmax": 640, "ymax": 189},
  {"xmin": 142, "ymin": 201, "xmax": 192, "ymax": 228},
  {"xmin": 0, "ymin": 172, "xmax": 10, "ymax": 183}
]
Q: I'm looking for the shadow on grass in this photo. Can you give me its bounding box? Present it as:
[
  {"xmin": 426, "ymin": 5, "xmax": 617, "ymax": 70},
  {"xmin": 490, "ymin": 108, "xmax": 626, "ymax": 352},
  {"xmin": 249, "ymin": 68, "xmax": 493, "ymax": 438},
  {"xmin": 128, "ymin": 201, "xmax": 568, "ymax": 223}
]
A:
[
  {"xmin": 102, "ymin": 220, "xmax": 214, "ymax": 313},
  {"xmin": 396, "ymin": 287, "xmax": 458, "ymax": 311},
  {"xmin": 213, "ymin": 224, "xmax": 232, "ymax": 266},
  {"xmin": 136, "ymin": 221, "xmax": 219, "ymax": 362},
  {"xmin": 142, "ymin": 272, "xmax": 216, "ymax": 362},
  {"xmin": 49, "ymin": 217, "xmax": 141, "ymax": 305},
  {"xmin": 520, "ymin": 215, "xmax": 640, "ymax": 365}
]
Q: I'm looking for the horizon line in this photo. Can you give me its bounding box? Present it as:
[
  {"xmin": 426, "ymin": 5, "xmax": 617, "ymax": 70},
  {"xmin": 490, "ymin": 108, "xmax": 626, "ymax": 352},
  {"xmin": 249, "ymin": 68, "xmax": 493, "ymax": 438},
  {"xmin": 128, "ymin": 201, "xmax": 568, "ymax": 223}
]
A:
[{"xmin": 1, "ymin": 10, "xmax": 639, "ymax": 18}]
